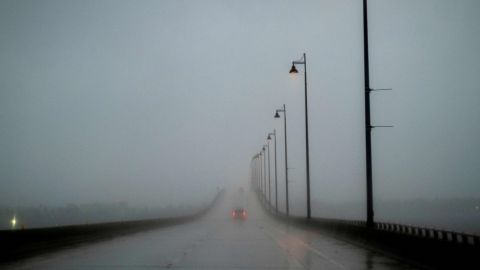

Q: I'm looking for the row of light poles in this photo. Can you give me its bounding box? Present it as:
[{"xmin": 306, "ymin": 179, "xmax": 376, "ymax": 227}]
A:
[
  {"xmin": 250, "ymin": 53, "xmax": 309, "ymax": 217},
  {"xmin": 256, "ymin": 128, "xmax": 280, "ymax": 214},
  {"xmin": 253, "ymin": 0, "xmax": 379, "ymax": 225},
  {"xmin": 250, "ymin": 102, "xmax": 290, "ymax": 216}
]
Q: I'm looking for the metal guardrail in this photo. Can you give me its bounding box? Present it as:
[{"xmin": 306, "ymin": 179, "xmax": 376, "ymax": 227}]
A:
[
  {"xmin": 257, "ymin": 191, "xmax": 480, "ymax": 269},
  {"xmin": 310, "ymin": 218, "xmax": 480, "ymax": 247},
  {"xmin": 259, "ymin": 194, "xmax": 480, "ymax": 248},
  {"xmin": 374, "ymin": 221, "xmax": 480, "ymax": 246}
]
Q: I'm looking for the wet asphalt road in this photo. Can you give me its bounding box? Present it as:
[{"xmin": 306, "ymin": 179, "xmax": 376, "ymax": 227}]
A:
[{"xmin": 5, "ymin": 190, "xmax": 419, "ymax": 270}]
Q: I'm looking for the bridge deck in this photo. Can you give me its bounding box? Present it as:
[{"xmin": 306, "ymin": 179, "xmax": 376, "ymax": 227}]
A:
[{"xmin": 4, "ymin": 190, "xmax": 417, "ymax": 270}]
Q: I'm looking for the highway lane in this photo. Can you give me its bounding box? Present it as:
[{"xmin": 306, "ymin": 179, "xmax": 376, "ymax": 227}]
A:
[{"xmin": 4, "ymin": 189, "xmax": 419, "ymax": 270}]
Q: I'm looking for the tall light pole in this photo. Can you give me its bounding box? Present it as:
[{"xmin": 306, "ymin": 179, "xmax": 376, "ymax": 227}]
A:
[
  {"xmin": 259, "ymin": 150, "xmax": 264, "ymax": 200},
  {"xmin": 257, "ymin": 152, "xmax": 262, "ymax": 194},
  {"xmin": 254, "ymin": 155, "xmax": 258, "ymax": 192},
  {"xmin": 363, "ymin": 0, "xmax": 374, "ymax": 228},
  {"xmin": 275, "ymin": 105, "xmax": 289, "ymax": 216},
  {"xmin": 262, "ymin": 145, "xmax": 267, "ymax": 205},
  {"xmin": 253, "ymin": 154, "xmax": 259, "ymax": 190},
  {"xmin": 266, "ymin": 141, "xmax": 272, "ymax": 210},
  {"xmin": 289, "ymin": 53, "xmax": 311, "ymax": 219},
  {"xmin": 252, "ymin": 153, "xmax": 261, "ymax": 193},
  {"xmin": 250, "ymin": 156, "xmax": 254, "ymax": 189},
  {"xmin": 267, "ymin": 130, "xmax": 278, "ymax": 215},
  {"xmin": 257, "ymin": 154, "xmax": 261, "ymax": 193}
]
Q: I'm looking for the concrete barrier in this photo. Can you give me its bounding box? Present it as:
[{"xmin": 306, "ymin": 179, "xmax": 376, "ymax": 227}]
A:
[{"xmin": 0, "ymin": 189, "xmax": 224, "ymax": 264}]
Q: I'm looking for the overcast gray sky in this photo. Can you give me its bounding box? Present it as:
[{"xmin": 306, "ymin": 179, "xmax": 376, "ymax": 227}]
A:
[{"xmin": 1, "ymin": 0, "xmax": 479, "ymax": 223}]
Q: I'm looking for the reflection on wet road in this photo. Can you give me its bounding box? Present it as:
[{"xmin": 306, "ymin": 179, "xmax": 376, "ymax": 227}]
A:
[{"xmin": 5, "ymin": 190, "xmax": 418, "ymax": 269}]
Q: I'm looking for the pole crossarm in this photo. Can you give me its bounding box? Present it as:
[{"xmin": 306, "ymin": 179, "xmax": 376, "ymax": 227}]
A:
[
  {"xmin": 370, "ymin": 125, "xmax": 394, "ymax": 128},
  {"xmin": 292, "ymin": 54, "xmax": 306, "ymax": 65},
  {"xmin": 369, "ymin": 88, "xmax": 393, "ymax": 91}
]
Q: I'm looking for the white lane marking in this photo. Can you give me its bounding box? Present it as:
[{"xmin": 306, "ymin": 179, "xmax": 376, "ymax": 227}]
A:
[
  {"xmin": 259, "ymin": 227, "xmax": 306, "ymax": 269},
  {"xmin": 267, "ymin": 224, "xmax": 347, "ymax": 270}
]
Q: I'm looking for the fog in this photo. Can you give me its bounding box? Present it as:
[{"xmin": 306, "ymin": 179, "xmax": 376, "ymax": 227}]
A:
[{"xmin": 1, "ymin": 0, "xmax": 479, "ymax": 233}]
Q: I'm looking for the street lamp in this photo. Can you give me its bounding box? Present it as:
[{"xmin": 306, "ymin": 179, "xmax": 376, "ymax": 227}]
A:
[
  {"xmin": 267, "ymin": 130, "xmax": 278, "ymax": 215},
  {"xmin": 256, "ymin": 155, "xmax": 260, "ymax": 192},
  {"xmin": 289, "ymin": 53, "xmax": 312, "ymax": 219},
  {"xmin": 289, "ymin": 64, "xmax": 298, "ymax": 74},
  {"xmin": 250, "ymin": 155, "xmax": 255, "ymax": 190},
  {"xmin": 275, "ymin": 104, "xmax": 289, "ymax": 216},
  {"xmin": 262, "ymin": 145, "xmax": 267, "ymax": 205},
  {"xmin": 266, "ymin": 141, "xmax": 272, "ymax": 210},
  {"xmin": 259, "ymin": 151, "xmax": 263, "ymax": 198},
  {"xmin": 252, "ymin": 153, "xmax": 261, "ymax": 193},
  {"xmin": 250, "ymin": 156, "xmax": 254, "ymax": 189},
  {"xmin": 257, "ymin": 153, "xmax": 261, "ymax": 193}
]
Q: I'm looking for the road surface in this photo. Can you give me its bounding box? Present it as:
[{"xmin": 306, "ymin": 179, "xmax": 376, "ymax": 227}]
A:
[{"xmin": 4, "ymin": 189, "xmax": 418, "ymax": 269}]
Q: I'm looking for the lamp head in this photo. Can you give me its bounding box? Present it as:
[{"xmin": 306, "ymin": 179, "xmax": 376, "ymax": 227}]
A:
[
  {"xmin": 289, "ymin": 64, "xmax": 298, "ymax": 74},
  {"xmin": 11, "ymin": 216, "xmax": 16, "ymax": 229},
  {"xmin": 267, "ymin": 134, "xmax": 271, "ymax": 140},
  {"xmin": 274, "ymin": 111, "xmax": 280, "ymax": 118}
]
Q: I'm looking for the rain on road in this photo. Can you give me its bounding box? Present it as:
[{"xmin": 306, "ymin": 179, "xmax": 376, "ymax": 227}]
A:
[{"xmin": 5, "ymin": 189, "xmax": 418, "ymax": 270}]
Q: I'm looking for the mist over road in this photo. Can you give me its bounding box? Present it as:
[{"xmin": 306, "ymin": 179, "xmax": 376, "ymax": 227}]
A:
[{"xmin": 4, "ymin": 189, "xmax": 415, "ymax": 270}]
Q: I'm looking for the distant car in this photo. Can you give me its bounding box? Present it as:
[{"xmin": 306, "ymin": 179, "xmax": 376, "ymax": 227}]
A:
[{"xmin": 231, "ymin": 208, "xmax": 247, "ymax": 219}]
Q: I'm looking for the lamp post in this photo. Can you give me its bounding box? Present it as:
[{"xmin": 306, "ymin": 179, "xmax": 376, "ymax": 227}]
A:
[
  {"xmin": 275, "ymin": 104, "xmax": 289, "ymax": 216},
  {"xmin": 363, "ymin": 0, "xmax": 374, "ymax": 228},
  {"xmin": 266, "ymin": 141, "xmax": 271, "ymax": 210},
  {"xmin": 289, "ymin": 53, "xmax": 311, "ymax": 219},
  {"xmin": 262, "ymin": 145, "xmax": 267, "ymax": 205},
  {"xmin": 252, "ymin": 153, "xmax": 260, "ymax": 193},
  {"xmin": 258, "ymin": 153, "xmax": 262, "ymax": 194},
  {"xmin": 362, "ymin": 0, "xmax": 394, "ymax": 227},
  {"xmin": 258, "ymin": 151, "xmax": 263, "ymax": 199},
  {"xmin": 267, "ymin": 130, "xmax": 278, "ymax": 215},
  {"xmin": 257, "ymin": 153, "xmax": 261, "ymax": 193},
  {"xmin": 250, "ymin": 156, "xmax": 254, "ymax": 189},
  {"xmin": 251, "ymin": 154, "xmax": 257, "ymax": 190}
]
